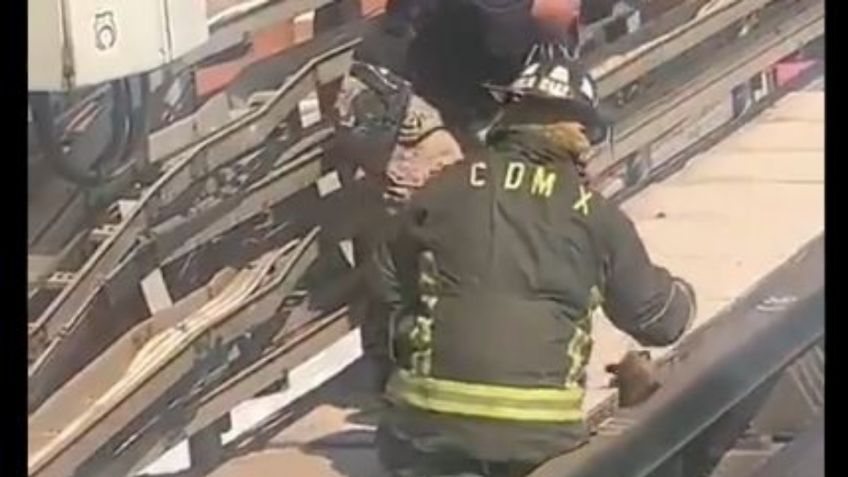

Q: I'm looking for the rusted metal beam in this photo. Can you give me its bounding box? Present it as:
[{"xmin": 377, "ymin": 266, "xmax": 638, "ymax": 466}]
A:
[
  {"xmin": 586, "ymin": 0, "xmax": 824, "ymax": 183},
  {"xmin": 28, "ymin": 41, "xmax": 358, "ymax": 410},
  {"xmin": 29, "ymin": 229, "xmax": 320, "ymax": 477}
]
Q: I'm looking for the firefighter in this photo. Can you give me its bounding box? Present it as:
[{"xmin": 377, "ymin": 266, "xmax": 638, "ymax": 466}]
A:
[
  {"xmin": 336, "ymin": 0, "xmax": 605, "ymax": 403},
  {"xmin": 366, "ymin": 51, "xmax": 696, "ymax": 477}
]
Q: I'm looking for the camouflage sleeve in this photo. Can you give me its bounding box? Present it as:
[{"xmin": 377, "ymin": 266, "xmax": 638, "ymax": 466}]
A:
[
  {"xmin": 384, "ymin": 96, "xmax": 464, "ymax": 205},
  {"xmin": 336, "ymin": 69, "xmax": 463, "ymax": 206}
]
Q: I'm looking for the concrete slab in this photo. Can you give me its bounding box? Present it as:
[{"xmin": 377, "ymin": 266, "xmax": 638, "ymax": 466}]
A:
[
  {"xmin": 588, "ymin": 90, "xmax": 823, "ymax": 388},
  {"xmin": 148, "ymin": 90, "xmax": 824, "ymax": 477},
  {"xmin": 582, "ymin": 91, "xmax": 823, "ymax": 390},
  {"xmin": 202, "ymin": 359, "xmax": 389, "ymax": 477},
  {"xmin": 207, "ymin": 405, "xmax": 380, "ymax": 477}
]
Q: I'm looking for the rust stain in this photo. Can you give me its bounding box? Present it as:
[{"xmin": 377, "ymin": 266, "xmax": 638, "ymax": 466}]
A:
[
  {"xmin": 196, "ymin": 20, "xmax": 297, "ymax": 98},
  {"xmin": 361, "ymin": 0, "xmax": 388, "ymax": 17},
  {"xmin": 195, "ymin": 0, "xmax": 388, "ymax": 98}
]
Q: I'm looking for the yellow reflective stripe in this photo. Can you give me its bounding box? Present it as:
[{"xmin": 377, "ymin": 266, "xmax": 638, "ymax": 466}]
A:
[
  {"xmin": 387, "ymin": 370, "xmax": 584, "ymax": 423},
  {"xmin": 565, "ymin": 286, "xmax": 601, "ymax": 387},
  {"xmin": 565, "ymin": 328, "xmax": 593, "ymax": 388},
  {"xmin": 415, "ymin": 250, "xmax": 438, "ymax": 377},
  {"xmin": 565, "ymin": 328, "xmax": 585, "ymax": 387},
  {"xmin": 395, "ymin": 370, "xmax": 582, "ymax": 401},
  {"xmin": 395, "ymin": 390, "xmax": 583, "ymax": 422}
]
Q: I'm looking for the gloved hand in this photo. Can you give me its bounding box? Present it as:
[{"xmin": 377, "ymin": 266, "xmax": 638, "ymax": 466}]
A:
[{"xmin": 606, "ymin": 350, "xmax": 660, "ymax": 407}]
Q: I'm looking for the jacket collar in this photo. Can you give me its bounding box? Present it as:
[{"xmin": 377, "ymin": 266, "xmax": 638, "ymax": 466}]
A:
[{"xmin": 487, "ymin": 126, "xmax": 581, "ymax": 167}]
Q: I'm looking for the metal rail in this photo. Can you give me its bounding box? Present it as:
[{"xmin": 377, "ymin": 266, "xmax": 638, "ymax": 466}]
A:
[
  {"xmin": 749, "ymin": 416, "xmax": 824, "ymax": 477},
  {"xmin": 587, "ymin": 0, "xmax": 824, "ymax": 181},
  {"xmin": 29, "ymin": 228, "xmax": 320, "ymax": 477},
  {"xmin": 103, "ymin": 305, "xmax": 358, "ymax": 477},
  {"xmin": 27, "ymin": 41, "xmax": 357, "ymax": 410},
  {"xmin": 589, "ymin": 0, "xmax": 777, "ymax": 97},
  {"xmin": 149, "ymin": 16, "xmax": 374, "ymax": 163},
  {"xmin": 529, "ymin": 235, "xmax": 824, "ymax": 477}
]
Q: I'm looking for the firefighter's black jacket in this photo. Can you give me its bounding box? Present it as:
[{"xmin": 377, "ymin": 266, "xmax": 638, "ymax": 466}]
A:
[{"xmin": 366, "ymin": 127, "xmax": 696, "ymax": 463}]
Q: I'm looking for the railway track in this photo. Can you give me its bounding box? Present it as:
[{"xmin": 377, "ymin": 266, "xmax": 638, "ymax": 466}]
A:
[{"xmin": 26, "ymin": 0, "xmax": 824, "ymax": 475}]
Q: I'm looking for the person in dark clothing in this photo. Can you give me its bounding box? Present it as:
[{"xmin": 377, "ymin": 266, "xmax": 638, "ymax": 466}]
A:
[
  {"xmin": 366, "ymin": 51, "xmax": 696, "ymax": 477},
  {"xmin": 357, "ymin": 0, "xmax": 585, "ymax": 136},
  {"xmin": 332, "ymin": 59, "xmax": 467, "ymax": 393}
]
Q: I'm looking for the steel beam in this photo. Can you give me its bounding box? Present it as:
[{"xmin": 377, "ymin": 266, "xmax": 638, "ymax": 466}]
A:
[
  {"xmin": 71, "ymin": 278, "xmax": 359, "ymax": 477},
  {"xmin": 529, "ymin": 235, "xmax": 824, "ymax": 477},
  {"xmin": 29, "ymin": 230, "xmax": 320, "ymax": 477},
  {"xmin": 28, "ymin": 41, "xmax": 357, "ymax": 411},
  {"xmin": 590, "ymin": 0, "xmax": 778, "ymax": 97},
  {"xmin": 587, "ymin": 0, "xmax": 824, "ymax": 183}
]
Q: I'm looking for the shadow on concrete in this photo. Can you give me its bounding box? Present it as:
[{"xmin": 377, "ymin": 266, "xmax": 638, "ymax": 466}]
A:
[
  {"xmin": 140, "ymin": 358, "xmax": 387, "ymax": 477},
  {"xmin": 271, "ymin": 429, "xmax": 386, "ymax": 477}
]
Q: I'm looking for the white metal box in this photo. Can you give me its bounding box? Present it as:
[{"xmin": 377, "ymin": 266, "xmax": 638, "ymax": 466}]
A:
[{"xmin": 29, "ymin": 0, "xmax": 209, "ymax": 91}]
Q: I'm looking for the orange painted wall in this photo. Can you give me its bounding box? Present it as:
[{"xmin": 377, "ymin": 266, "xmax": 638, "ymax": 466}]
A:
[{"xmin": 195, "ymin": 0, "xmax": 389, "ymax": 98}]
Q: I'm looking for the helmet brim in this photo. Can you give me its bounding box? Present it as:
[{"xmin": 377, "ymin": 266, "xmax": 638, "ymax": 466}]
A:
[{"xmin": 495, "ymin": 94, "xmax": 611, "ymax": 146}]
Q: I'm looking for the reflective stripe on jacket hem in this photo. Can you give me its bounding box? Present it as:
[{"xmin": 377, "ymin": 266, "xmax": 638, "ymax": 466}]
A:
[{"xmin": 386, "ymin": 369, "xmax": 584, "ymax": 422}]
